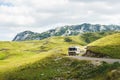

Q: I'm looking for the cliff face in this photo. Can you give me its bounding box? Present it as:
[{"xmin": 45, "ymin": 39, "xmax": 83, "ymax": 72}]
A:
[
  {"xmin": 84, "ymin": 46, "xmax": 110, "ymax": 58},
  {"xmin": 13, "ymin": 23, "xmax": 120, "ymax": 41}
]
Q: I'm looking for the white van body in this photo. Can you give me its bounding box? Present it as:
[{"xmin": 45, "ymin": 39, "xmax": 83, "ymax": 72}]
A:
[{"xmin": 68, "ymin": 46, "xmax": 80, "ymax": 56}]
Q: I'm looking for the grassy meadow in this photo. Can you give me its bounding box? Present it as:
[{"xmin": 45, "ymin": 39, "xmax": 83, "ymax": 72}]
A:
[
  {"xmin": 0, "ymin": 33, "xmax": 120, "ymax": 80},
  {"xmin": 0, "ymin": 36, "xmax": 85, "ymax": 79}
]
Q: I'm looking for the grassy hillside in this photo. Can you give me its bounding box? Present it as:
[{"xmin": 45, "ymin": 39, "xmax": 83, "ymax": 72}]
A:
[
  {"xmin": 0, "ymin": 33, "xmax": 120, "ymax": 80},
  {"xmin": 88, "ymin": 33, "xmax": 120, "ymax": 58},
  {"xmin": 2, "ymin": 54, "xmax": 120, "ymax": 80},
  {"xmin": 81, "ymin": 31, "xmax": 119, "ymax": 43},
  {"xmin": 0, "ymin": 36, "xmax": 85, "ymax": 79}
]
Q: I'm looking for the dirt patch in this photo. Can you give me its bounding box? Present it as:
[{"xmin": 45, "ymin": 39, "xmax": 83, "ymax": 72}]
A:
[
  {"xmin": 0, "ymin": 48, "xmax": 9, "ymax": 51},
  {"xmin": 83, "ymin": 50, "xmax": 110, "ymax": 58}
]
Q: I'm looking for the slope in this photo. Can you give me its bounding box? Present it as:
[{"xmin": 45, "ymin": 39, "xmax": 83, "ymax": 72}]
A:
[
  {"xmin": 0, "ymin": 36, "xmax": 84, "ymax": 75},
  {"xmin": 80, "ymin": 31, "xmax": 119, "ymax": 43},
  {"xmin": 0, "ymin": 35, "xmax": 120, "ymax": 80},
  {"xmin": 87, "ymin": 33, "xmax": 120, "ymax": 58},
  {"xmin": 3, "ymin": 54, "xmax": 120, "ymax": 80}
]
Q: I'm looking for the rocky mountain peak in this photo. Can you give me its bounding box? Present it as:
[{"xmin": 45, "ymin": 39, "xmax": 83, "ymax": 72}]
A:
[{"xmin": 13, "ymin": 23, "xmax": 120, "ymax": 41}]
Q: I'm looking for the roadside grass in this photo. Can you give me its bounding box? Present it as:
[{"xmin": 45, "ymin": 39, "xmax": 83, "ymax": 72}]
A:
[
  {"xmin": 2, "ymin": 53, "xmax": 120, "ymax": 80},
  {"xmin": 88, "ymin": 33, "xmax": 120, "ymax": 58}
]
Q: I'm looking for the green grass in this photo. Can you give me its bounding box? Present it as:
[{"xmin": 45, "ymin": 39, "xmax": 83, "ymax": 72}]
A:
[
  {"xmin": 0, "ymin": 36, "xmax": 85, "ymax": 79},
  {"xmin": 80, "ymin": 31, "xmax": 119, "ymax": 43},
  {"xmin": 0, "ymin": 33, "xmax": 120, "ymax": 80},
  {"xmin": 2, "ymin": 54, "xmax": 120, "ymax": 80},
  {"xmin": 88, "ymin": 33, "xmax": 120, "ymax": 58}
]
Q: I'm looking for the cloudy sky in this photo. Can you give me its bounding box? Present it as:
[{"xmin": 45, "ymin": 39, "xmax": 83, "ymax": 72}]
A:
[{"xmin": 0, "ymin": 0, "xmax": 120, "ymax": 41}]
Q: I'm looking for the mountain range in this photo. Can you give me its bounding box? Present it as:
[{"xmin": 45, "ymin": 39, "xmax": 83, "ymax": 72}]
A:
[{"xmin": 13, "ymin": 23, "xmax": 120, "ymax": 41}]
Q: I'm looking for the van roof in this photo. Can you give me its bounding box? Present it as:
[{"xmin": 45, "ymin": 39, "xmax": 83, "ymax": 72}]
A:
[{"xmin": 69, "ymin": 46, "xmax": 80, "ymax": 48}]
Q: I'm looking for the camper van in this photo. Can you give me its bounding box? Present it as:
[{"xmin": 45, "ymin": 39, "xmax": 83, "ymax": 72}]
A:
[{"xmin": 68, "ymin": 46, "xmax": 80, "ymax": 56}]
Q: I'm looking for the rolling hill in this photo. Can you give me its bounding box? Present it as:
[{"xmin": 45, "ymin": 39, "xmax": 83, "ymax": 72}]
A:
[
  {"xmin": 0, "ymin": 36, "xmax": 84, "ymax": 75},
  {"xmin": 87, "ymin": 33, "xmax": 120, "ymax": 58},
  {"xmin": 0, "ymin": 34, "xmax": 120, "ymax": 80},
  {"xmin": 80, "ymin": 31, "xmax": 119, "ymax": 44}
]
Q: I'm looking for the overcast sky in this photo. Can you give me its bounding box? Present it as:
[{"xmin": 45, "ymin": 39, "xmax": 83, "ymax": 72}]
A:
[{"xmin": 0, "ymin": 0, "xmax": 120, "ymax": 41}]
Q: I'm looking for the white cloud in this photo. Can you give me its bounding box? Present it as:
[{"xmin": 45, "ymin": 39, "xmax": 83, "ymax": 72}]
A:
[{"xmin": 0, "ymin": 0, "xmax": 120, "ymax": 40}]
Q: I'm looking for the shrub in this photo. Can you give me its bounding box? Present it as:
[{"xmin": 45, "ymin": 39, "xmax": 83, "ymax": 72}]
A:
[{"xmin": 64, "ymin": 37, "xmax": 72, "ymax": 42}]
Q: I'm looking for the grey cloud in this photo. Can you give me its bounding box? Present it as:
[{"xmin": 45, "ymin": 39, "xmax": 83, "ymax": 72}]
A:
[{"xmin": 1, "ymin": 0, "xmax": 120, "ymax": 40}]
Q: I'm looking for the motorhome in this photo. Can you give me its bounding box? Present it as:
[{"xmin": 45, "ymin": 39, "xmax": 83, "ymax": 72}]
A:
[{"xmin": 68, "ymin": 46, "xmax": 80, "ymax": 56}]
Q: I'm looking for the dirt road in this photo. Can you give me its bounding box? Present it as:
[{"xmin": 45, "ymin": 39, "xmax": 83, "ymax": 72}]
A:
[{"xmin": 69, "ymin": 56, "xmax": 120, "ymax": 63}]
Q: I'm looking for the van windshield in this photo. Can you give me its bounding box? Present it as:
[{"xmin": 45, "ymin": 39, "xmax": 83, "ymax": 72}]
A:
[{"xmin": 69, "ymin": 48, "xmax": 77, "ymax": 51}]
